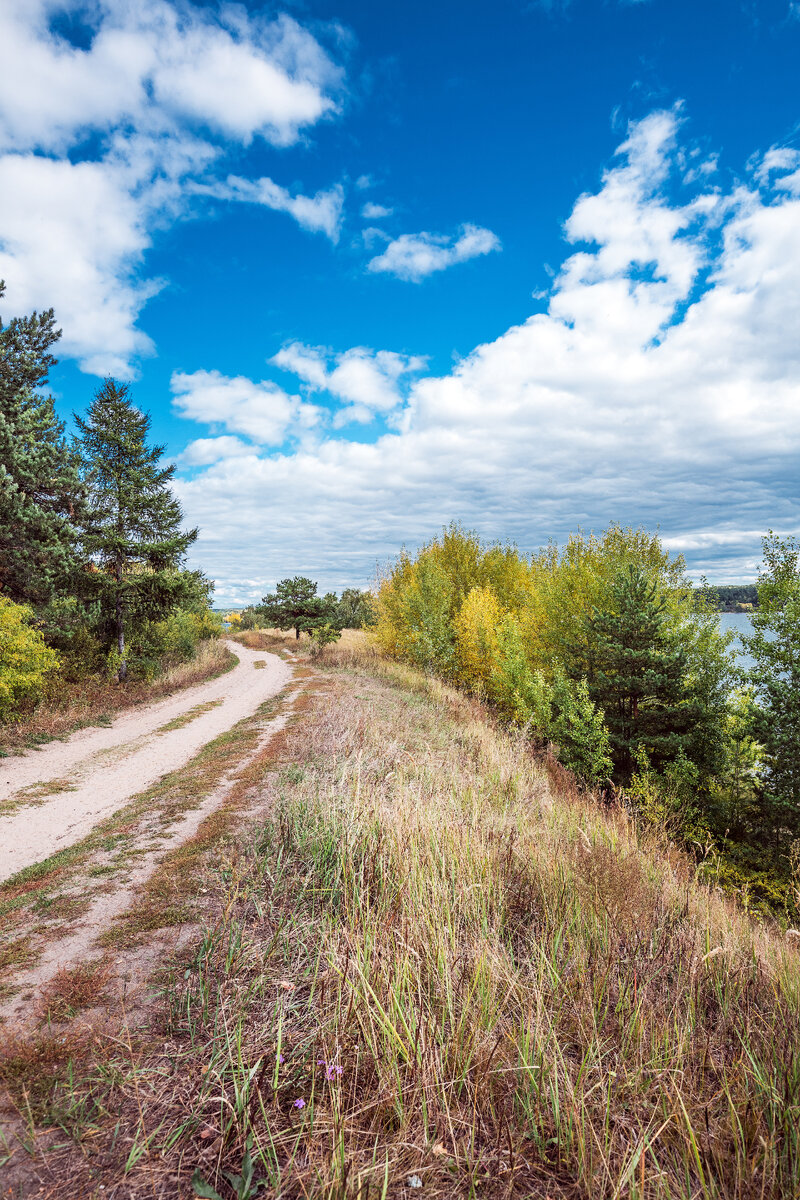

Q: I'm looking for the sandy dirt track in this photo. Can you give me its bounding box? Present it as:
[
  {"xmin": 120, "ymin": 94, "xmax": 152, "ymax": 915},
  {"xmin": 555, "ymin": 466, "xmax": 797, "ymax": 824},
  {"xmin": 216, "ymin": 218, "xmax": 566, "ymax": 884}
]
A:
[{"xmin": 0, "ymin": 640, "xmax": 292, "ymax": 883}]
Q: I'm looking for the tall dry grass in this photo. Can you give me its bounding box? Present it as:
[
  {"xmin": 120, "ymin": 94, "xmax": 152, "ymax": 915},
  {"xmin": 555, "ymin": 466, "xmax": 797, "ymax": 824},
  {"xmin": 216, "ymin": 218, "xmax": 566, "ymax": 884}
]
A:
[{"xmin": 29, "ymin": 646, "xmax": 800, "ymax": 1198}]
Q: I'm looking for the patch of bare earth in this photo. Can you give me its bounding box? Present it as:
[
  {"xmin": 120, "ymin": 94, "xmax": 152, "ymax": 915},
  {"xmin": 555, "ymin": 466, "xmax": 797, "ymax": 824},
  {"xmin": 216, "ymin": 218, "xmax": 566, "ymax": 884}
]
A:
[{"xmin": 0, "ymin": 640, "xmax": 291, "ymax": 880}]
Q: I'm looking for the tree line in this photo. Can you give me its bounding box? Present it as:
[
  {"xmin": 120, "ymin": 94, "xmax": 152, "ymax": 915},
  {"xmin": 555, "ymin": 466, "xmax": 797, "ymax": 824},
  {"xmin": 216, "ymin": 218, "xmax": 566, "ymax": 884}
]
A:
[
  {"xmin": 713, "ymin": 584, "xmax": 759, "ymax": 611},
  {"xmin": 372, "ymin": 523, "xmax": 800, "ymax": 916},
  {"xmin": 1, "ymin": 287, "xmax": 217, "ymax": 720}
]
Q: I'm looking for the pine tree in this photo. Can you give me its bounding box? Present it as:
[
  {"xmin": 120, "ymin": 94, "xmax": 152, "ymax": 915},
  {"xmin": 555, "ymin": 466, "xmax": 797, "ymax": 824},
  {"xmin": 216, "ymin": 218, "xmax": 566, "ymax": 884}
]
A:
[
  {"xmin": 742, "ymin": 533, "xmax": 800, "ymax": 851},
  {"xmin": 76, "ymin": 380, "xmax": 197, "ymax": 680},
  {"xmin": 585, "ymin": 564, "xmax": 696, "ymax": 785},
  {"xmin": 259, "ymin": 577, "xmax": 337, "ymax": 639},
  {"xmin": 0, "ymin": 283, "xmax": 85, "ymax": 604}
]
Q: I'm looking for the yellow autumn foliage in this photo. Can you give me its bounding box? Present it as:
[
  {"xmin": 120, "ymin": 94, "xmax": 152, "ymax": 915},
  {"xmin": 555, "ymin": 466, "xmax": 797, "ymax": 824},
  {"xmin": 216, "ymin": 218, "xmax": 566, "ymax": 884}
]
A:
[
  {"xmin": 453, "ymin": 586, "xmax": 503, "ymax": 691},
  {"xmin": 0, "ymin": 596, "xmax": 60, "ymax": 723}
]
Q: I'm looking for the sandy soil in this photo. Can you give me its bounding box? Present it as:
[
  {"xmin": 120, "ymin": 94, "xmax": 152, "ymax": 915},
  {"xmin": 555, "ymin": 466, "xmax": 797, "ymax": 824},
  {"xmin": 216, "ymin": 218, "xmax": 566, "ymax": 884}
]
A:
[
  {"xmin": 0, "ymin": 690, "xmax": 299, "ymax": 1026},
  {"xmin": 0, "ymin": 640, "xmax": 292, "ymax": 884}
]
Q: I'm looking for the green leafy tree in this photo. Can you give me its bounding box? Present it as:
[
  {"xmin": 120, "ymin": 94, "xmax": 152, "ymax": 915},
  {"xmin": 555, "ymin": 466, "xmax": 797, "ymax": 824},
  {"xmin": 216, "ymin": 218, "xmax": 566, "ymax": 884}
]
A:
[
  {"xmin": 259, "ymin": 577, "xmax": 337, "ymax": 639},
  {"xmin": 584, "ymin": 564, "xmax": 698, "ymax": 785},
  {"xmin": 309, "ymin": 622, "xmax": 343, "ymax": 656},
  {"xmin": 238, "ymin": 606, "xmax": 262, "ymax": 630},
  {"xmin": 743, "ymin": 533, "xmax": 800, "ymax": 851},
  {"xmin": 336, "ymin": 588, "xmax": 375, "ymax": 628},
  {"xmin": 76, "ymin": 379, "xmax": 198, "ymax": 681},
  {"xmin": 397, "ymin": 556, "xmax": 456, "ymax": 674},
  {"xmin": 707, "ymin": 688, "xmax": 762, "ymax": 840},
  {"xmin": 0, "ymin": 283, "xmax": 85, "ymax": 605},
  {"xmin": 548, "ymin": 668, "xmax": 612, "ymax": 785}
]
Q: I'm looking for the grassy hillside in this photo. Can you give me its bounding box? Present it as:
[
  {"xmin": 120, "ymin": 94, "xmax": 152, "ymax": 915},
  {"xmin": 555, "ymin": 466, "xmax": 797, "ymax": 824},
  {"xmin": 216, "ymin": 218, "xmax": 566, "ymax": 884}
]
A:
[{"xmin": 6, "ymin": 631, "xmax": 799, "ymax": 1198}]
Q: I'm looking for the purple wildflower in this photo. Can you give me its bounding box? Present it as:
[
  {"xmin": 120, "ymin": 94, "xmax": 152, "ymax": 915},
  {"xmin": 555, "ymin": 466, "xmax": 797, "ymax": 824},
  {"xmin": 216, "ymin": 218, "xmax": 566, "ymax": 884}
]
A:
[
  {"xmin": 293, "ymin": 1098, "xmax": 305, "ymax": 1109},
  {"xmin": 319, "ymin": 1060, "xmax": 344, "ymax": 1082}
]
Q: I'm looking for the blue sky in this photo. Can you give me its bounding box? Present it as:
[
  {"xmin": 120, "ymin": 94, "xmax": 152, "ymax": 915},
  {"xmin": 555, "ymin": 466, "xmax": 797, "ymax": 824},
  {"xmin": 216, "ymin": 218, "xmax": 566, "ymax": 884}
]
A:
[{"xmin": 1, "ymin": 0, "xmax": 799, "ymax": 604}]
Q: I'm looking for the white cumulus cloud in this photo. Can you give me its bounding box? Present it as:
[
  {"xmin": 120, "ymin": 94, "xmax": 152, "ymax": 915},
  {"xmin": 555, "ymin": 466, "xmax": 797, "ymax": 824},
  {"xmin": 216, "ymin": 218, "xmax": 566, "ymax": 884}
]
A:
[
  {"xmin": 272, "ymin": 342, "xmax": 427, "ymax": 422},
  {"xmin": 0, "ymin": 0, "xmax": 343, "ymax": 153},
  {"xmin": 0, "ymin": 0, "xmax": 346, "ymax": 376},
  {"xmin": 177, "ymin": 436, "xmax": 257, "ymax": 467},
  {"xmin": 367, "ymin": 223, "xmax": 502, "ymax": 282},
  {"xmin": 171, "ymin": 370, "xmax": 321, "ymax": 446},
  {"xmin": 198, "ymin": 176, "xmax": 345, "ymax": 241},
  {"xmin": 0, "ymin": 153, "xmax": 157, "ymax": 376},
  {"xmin": 361, "ymin": 202, "xmax": 393, "ymax": 219}
]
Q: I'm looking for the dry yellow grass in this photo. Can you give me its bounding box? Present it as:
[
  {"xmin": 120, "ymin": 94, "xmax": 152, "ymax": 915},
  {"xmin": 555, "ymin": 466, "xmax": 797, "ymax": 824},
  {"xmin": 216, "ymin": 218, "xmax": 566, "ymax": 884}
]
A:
[{"xmin": 12, "ymin": 642, "xmax": 800, "ymax": 1199}]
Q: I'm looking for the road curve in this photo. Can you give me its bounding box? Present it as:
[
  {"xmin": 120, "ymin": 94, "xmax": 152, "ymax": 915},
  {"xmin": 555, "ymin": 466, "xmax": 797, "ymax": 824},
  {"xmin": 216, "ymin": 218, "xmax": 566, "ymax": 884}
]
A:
[{"xmin": 0, "ymin": 640, "xmax": 292, "ymax": 883}]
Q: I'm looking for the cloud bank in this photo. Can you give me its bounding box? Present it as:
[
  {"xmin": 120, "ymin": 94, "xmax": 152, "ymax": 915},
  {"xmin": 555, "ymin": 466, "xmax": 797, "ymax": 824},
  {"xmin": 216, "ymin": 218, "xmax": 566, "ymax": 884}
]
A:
[
  {"xmin": 0, "ymin": 0, "xmax": 345, "ymax": 375},
  {"xmin": 172, "ymin": 110, "xmax": 800, "ymax": 601}
]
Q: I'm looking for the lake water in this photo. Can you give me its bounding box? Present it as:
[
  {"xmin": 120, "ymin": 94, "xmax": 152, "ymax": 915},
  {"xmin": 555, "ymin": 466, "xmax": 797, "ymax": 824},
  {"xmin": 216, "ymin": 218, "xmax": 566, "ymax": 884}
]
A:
[{"xmin": 718, "ymin": 611, "xmax": 756, "ymax": 673}]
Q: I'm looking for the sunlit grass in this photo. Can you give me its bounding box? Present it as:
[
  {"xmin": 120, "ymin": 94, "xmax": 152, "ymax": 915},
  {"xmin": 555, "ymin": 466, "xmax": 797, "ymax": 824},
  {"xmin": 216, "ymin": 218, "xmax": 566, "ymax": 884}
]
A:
[{"xmin": 22, "ymin": 646, "xmax": 800, "ymax": 1198}]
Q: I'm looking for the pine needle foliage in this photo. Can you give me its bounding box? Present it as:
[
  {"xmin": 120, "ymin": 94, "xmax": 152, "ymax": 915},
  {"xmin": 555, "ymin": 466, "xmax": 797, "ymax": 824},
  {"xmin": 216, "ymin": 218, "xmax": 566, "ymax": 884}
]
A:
[
  {"xmin": 259, "ymin": 577, "xmax": 338, "ymax": 640},
  {"xmin": 76, "ymin": 379, "xmax": 197, "ymax": 680},
  {"xmin": 0, "ymin": 282, "xmax": 85, "ymax": 604},
  {"xmin": 584, "ymin": 564, "xmax": 699, "ymax": 785}
]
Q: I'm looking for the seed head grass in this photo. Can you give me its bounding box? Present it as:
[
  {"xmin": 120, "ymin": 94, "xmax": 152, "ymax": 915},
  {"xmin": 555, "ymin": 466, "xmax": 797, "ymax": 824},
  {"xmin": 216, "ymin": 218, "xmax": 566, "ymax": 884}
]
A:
[{"xmin": 18, "ymin": 648, "xmax": 800, "ymax": 1198}]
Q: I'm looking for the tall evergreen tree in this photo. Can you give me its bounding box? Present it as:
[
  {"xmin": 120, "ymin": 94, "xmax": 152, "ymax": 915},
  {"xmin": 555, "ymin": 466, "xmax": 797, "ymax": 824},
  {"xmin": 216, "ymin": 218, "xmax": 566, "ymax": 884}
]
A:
[
  {"xmin": 76, "ymin": 380, "xmax": 197, "ymax": 680},
  {"xmin": 259, "ymin": 577, "xmax": 337, "ymax": 639},
  {"xmin": 742, "ymin": 533, "xmax": 800, "ymax": 851},
  {"xmin": 584, "ymin": 564, "xmax": 697, "ymax": 784},
  {"xmin": 0, "ymin": 282, "xmax": 85, "ymax": 604}
]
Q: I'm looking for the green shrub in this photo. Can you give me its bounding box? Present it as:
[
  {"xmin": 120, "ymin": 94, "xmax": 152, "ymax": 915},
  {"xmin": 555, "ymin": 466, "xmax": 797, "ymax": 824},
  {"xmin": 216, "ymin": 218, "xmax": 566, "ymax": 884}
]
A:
[
  {"xmin": 548, "ymin": 669, "xmax": 612, "ymax": 785},
  {"xmin": 0, "ymin": 597, "xmax": 60, "ymax": 722},
  {"xmin": 126, "ymin": 609, "xmax": 200, "ymax": 680},
  {"xmin": 192, "ymin": 608, "xmax": 223, "ymax": 641},
  {"xmin": 310, "ymin": 623, "xmax": 342, "ymax": 656}
]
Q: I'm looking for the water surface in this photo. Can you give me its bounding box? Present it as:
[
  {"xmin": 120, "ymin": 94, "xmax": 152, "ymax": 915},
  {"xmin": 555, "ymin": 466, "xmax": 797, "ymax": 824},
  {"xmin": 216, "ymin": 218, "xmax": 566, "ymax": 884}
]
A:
[{"xmin": 717, "ymin": 611, "xmax": 756, "ymax": 673}]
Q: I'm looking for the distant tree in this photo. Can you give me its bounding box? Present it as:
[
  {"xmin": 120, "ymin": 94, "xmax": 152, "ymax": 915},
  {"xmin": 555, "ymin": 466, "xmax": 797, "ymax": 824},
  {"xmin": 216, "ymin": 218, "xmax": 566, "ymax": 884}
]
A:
[
  {"xmin": 0, "ymin": 283, "xmax": 85, "ymax": 605},
  {"xmin": 76, "ymin": 379, "xmax": 198, "ymax": 681},
  {"xmin": 584, "ymin": 564, "xmax": 698, "ymax": 785},
  {"xmin": 259, "ymin": 577, "xmax": 338, "ymax": 639},
  {"xmin": 239, "ymin": 606, "xmax": 262, "ymax": 630},
  {"xmin": 742, "ymin": 533, "xmax": 800, "ymax": 852},
  {"xmin": 336, "ymin": 588, "xmax": 375, "ymax": 628},
  {"xmin": 713, "ymin": 585, "xmax": 759, "ymax": 612}
]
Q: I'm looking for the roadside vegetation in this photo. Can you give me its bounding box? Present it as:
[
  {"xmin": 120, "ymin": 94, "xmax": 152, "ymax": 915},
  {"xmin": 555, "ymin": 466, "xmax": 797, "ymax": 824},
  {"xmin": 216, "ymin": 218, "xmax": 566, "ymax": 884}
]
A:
[
  {"xmin": 0, "ymin": 287, "xmax": 226, "ymax": 751},
  {"xmin": 370, "ymin": 524, "xmax": 800, "ymax": 918},
  {"xmin": 4, "ymin": 633, "xmax": 799, "ymax": 1199},
  {"xmin": 3, "ymin": 284, "xmax": 800, "ymax": 1198}
]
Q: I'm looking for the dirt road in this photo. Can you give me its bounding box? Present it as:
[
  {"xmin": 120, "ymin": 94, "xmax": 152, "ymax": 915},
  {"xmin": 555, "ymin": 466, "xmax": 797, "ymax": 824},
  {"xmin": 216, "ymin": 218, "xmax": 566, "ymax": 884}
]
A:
[{"xmin": 0, "ymin": 640, "xmax": 292, "ymax": 884}]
